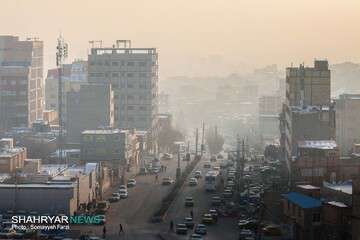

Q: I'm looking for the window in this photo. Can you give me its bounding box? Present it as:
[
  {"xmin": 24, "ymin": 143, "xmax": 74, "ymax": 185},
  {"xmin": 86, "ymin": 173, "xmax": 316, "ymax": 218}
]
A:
[
  {"xmin": 312, "ymin": 213, "xmax": 320, "ymax": 223},
  {"xmin": 127, "ymin": 73, "xmax": 134, "ymax": 78},
  {"xmin": 139, "ymin": 73, "xmax": 147, "ymax": 78},
  {"xmin": 112, "ymin": 61, "xmax": 119, "ymax": 66},
  {"xmin": 112, "ymin": 73, "xmax": 119, "ymax": 78},
  {"xmin": 139, "ymin": 106, "xmax": 146, "ymax": 111},
  {"xmin": 127, "ymin": 106, "xmax": 134, "ymax": 110},
  {"xmin": 127, "ymin": 61, "xmax": 135, "ymax": 66}
]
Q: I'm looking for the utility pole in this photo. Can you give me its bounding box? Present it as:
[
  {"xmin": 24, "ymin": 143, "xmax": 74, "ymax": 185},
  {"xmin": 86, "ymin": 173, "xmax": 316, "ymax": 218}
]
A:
[
  {"xmin": 176, "ymin": 143, "xmax": 181, "ymax": 181},
  {"xmin": 236, "ymin": 135, "xmax": 241, "ymax": 193},
  {"xmin": 56, "ymin": 35, "xmax": 68, "ymax": 165},
  {"xmin": 201, "ymin": 122, "xmax": 205, "ymax": 156},
  {"xmin": 195, "ymin": 128, "xmax": 199, "ymax": 157}
]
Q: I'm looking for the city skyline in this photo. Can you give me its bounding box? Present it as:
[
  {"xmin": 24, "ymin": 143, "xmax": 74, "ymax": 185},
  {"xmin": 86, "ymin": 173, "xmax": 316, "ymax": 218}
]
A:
[{"xmin": 1, "ymin": 0, "xmax": 360, "ymax": 77}]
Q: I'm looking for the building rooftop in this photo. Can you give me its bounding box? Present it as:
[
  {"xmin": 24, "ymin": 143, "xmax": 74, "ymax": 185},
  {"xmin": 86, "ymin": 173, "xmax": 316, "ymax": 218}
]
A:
[
  {"xmin": 323, "ymin": 181, "xmax": 352, "ymax": 195},
  {"xmin": 298, "ymin": 140, "xmax": 337, "ymax": 150},
  {"xmin": 327, "ymin": 201, "xmax": 348, "ymax": 208},
  {"xmin": 82, "ymin": 129, "xmax": 126, "ymax": 135},
  {"xmin": 297, "ymin": 184, "xmax": 320, "ymax": 190},
  {"xmin": 282, "ymin": 192, "xmax": 322, "ymax": 209},
  {"xmin": 0, "ymin": 147, "xmax": 26, "ymax": 157}
]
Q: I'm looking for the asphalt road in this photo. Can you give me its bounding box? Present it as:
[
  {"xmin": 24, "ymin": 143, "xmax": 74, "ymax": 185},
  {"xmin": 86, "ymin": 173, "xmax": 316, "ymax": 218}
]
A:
[
  {"xmin": 161, "ymin": 157, "xmax": 239, "ymax": 240},
  {"xmin": 73, "ymin": 158, "xmax": 187, "ymax": 240}
]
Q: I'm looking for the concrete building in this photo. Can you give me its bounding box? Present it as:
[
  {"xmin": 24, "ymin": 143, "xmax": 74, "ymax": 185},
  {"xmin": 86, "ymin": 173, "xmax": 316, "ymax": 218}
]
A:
[
  {"xmin": 0, "ymin": 138, "xmax": 26, "ymax": 173},
  {"xmin": 335, "ymin": 94, "xmax": 360, "ymax": 156},
  {"xmin": 81, "ymin": 129, "xmax": 133, "ymax": 167},
  {"xmin": 66, "ymin": 84, "xmax": 114, "ymax": 143},
  {"xmin": 44, "ymin": 60, "xmax": 87, "ymax": 124},
  {"xmin": 294, "ymin": 140, "xmax": 339, "ymax": 186},
  {"xmin": 282, "ymin": 192, "xmax": 322, "ymax": 240},
  {"xmin": 0, "ymin": 36, "xmax": 44, "ymax": 131},
  {"xmin": 280, "ymin": 60, "xmax": 334, "ymax": 171},
  {"xmin": 0, "ymin": 163, "xmax": 98, "ymax": 215},
  {"xmin": 286, "ymin": 60, "xmax": 330, "ymax": 106},
  {"xmin": 88, "ymin": 40, "xmax": 158, "ymax": 130},
  {"xmin": 258, "ymin": 95, "xmax": 282, "ymax": 144}
]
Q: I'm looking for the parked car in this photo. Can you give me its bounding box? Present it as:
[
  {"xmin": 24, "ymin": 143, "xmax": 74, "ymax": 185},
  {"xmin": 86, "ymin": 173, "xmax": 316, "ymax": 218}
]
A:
[
  {"xmin": 238, "ymin": 229, "xmax": 255, "ymax": 240},
  {"xmin": 176, "ymin": 223, "xmax": 188, "ymax": 235},
  {"xmin": 209, "ymin": 209, "xmax": 218, "ymax": 222},
  {"xmin": 210, "ymin": 155, "xmax": 217, "ymax": 162},
  {"xmin": 161, "ymin": 153, "xmax": 173, "ymax": 161},
  {"xmin": 162, "ymin": 177, "xmax": 174, "ymax": 185},
  {"xmin": 202, "ymin": 214, "xmax": 214, "ymax": 224},
  {"xmin": 203, "ymin": 162, "xmax": 211, "ymax": 168},
  {"xmin": 185, "ymin": 197, "xmax": 194, "ymax": 207},
  {"xmin": 188, "ymin": 178, "xmax": 198, "ymax": 186},
  {"xmin": 238, "ymin": 219, "xmax": 258, "ymax": 230},
  {"xmin": 118, "ymin": 185, "xmax": 127, "ymax": 191},
  {"xmin": 189, "ymin": 233, "xmax": 203, "ymax": 240},
  {"xmin": 223, "ymin": 189, "xmax": 233, "ymax": 199},
  {"xmin": 194, "ymin": 170, "xmax": 202, "ymax": 179},
  {"xmin": 95, "ymin": 201, "xmax": 110, "ymax": 214},
  {"xmin": 184, "ymin": 217, "xmax": 194, "ymax": 228},
  {"xmin": 211, "ymin": 196, "xmax": 222, "ymax": 206},
  {"xmin": 127, "ymin": 179, "xmax": 136, "ymax": 188},
  {"xmin": 119, "ymin": 189, "xmax": 128, "ymax": 199},
  {"xmin": 194, "ymin": 224, "xmax": 207, "ymax": 235},
  {"xmin": 109, "ymin": 193, "xmax": 121, "ymax": 202}
]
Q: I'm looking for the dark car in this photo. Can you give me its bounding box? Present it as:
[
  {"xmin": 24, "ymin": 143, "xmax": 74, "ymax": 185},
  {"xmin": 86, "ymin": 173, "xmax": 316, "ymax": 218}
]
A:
[
  {"xmin": 194, "ymin": 224, "xmax": 207, "ymax": 235},
  {"xmin": 176, "ymin": 223, "xmax": 188, "ymax": 234},
  {"xmin": 184, "ymin": 217, "xmax": 194, "ymax": 228},
  {"xmin": 185, "ymin": 197, "xmax": 194, "ymax": 207}
]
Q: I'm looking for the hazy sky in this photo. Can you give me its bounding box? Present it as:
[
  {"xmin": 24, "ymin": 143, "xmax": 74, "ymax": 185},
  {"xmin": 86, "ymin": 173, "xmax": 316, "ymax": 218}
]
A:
[{"xmin": 1, "ymin": 0, "xmax": 360, "ymax": 77}]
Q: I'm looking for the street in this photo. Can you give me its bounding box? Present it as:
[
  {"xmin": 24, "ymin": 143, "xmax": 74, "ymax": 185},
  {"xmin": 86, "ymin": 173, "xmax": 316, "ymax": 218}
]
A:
[{"xmin": 73, "ymin": 157, "xmax": 188, "ymax": 239}]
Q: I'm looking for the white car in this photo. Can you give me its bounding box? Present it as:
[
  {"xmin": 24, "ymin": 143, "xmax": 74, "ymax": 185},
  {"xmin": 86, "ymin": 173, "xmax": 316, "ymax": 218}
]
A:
[
  {"xmin": 189, "ymin": 178, "xmax": 198, "ymax": 186},
  {"xmin": 127, "ymin": 179, "xmax": 136, "ymax": 187},
  {"xmin": 119, "ymin": 185, "xmax": 127, "ymax": 191},
  {"xmin": 119, "ymin": 189, "xmax": 128, "ymax": 199},
  {"xmin": 109, "ymin": 192, "xmax": 121, "ymax": 202}
]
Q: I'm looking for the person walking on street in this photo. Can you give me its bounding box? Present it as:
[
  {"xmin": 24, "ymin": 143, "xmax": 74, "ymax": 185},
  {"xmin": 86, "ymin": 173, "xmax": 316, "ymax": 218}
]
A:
[
  {"xmin": 102, "ymin": 225, "xmax": 106, "ymax": 239},
  {"xmin": 190, "ymin": 210, "xmax": 194, "ymax": 218},
  {"xmin": 119, "ymin": 223, "xmax": 124, "ymax": 235},
  {"xmin": 170, "ymin": 220, "xmax": 174, "ymax": 232},
  {"xmin": 155, "ymin": 174, "xmax": 159, "ymax": 183}
]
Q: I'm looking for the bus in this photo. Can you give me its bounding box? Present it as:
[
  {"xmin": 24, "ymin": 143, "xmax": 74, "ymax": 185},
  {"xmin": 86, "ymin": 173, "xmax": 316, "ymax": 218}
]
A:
[{"xmin": 205, "ymin": 170, "xmax": 221, "ymax": 191}]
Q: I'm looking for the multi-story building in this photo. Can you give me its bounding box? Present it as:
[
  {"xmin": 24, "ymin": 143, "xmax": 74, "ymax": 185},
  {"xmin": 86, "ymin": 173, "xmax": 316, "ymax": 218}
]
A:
[
  {"xmin": 45, "ymin": 60, "xmax": 87, "ymax": 123},
  {"xmin": 286, "ymin": 60, "xmax": 330, "ymax": 106},
  {"xmin": 258, "ymin": 94, "xmax": 282, "ymax": 143},
  {"xmin": 88, "ymin": 40, "xmax": 158, "ymax": 130},
  {"xmin": 66, "ymin": 84, "xmax": 114, "ymax": 143},
  {"xmin": 294, "ymin": 140, "xmax": 339, "ymax": 186},
  {"xmin": 280, "ymin": 60, "xmax": 334, "ymax": 171},
  {"xmin": 0, "ymin": 138, "xmax": 26, "ymax": 173},
  {"xmin": 335, "ymin": 94, "xmax": 360, "ymax": 156},
  {"xmin": 0, "ymin": 36, "xmax": 43, "ymax": 131}
]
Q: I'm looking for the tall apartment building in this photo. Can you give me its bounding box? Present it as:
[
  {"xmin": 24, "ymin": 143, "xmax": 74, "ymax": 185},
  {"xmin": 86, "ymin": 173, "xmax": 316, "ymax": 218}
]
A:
[
  {"xmin": 286, "ymin": 60, "xmax": 330, "ymax": 106},
  {"xmin": 0, "ymin": 36, "xmax": 43, "ymax": 131},
  {"xmin": 88, "ymin": 40, "xmax": 158, "ymax": 130},
  {"xmin": 66, "ymin": 84, "xmax": 114, "ymax": 143},
  {"xmin": 258, "ymin": 94, "xmax": 282, "ymax": 143},
  {"xmin": 335, "ymin": 94, "xmax": 360, "ymax": 156},
  {"xmin": 280, "ymin": 60, "xmax": 334, "ymax": 171}
]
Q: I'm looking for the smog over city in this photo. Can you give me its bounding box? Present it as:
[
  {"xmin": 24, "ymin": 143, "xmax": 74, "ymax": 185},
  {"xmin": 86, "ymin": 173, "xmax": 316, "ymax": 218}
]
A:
[{"xmin": 0, "ymin": 0, "xmax": 359, "ymax": 239}]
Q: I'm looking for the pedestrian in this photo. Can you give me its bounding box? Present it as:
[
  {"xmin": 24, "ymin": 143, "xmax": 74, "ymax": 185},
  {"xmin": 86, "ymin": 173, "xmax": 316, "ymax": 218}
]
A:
[
  {"xmin": 170, "ymin": 220, "xmax": 174, "ymax": 232},
  {"xmin": 165, "ymin": 166, "xmax": 167, "ymax": 172},
  {"xmin": 119, "ymin": 223, "xmax": 124, "ymax": 235},
  {"xmin": 102, "ymin": 225, "xmax": 106, "ymax": 238},
  {"xmin": 155, "ymin": 174, "xmax": 158, "ymax": 183},
  {"xmin": 190, "ymin": 210, "xmax": 194, "ymax": 218}
]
